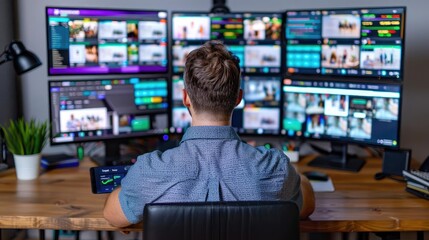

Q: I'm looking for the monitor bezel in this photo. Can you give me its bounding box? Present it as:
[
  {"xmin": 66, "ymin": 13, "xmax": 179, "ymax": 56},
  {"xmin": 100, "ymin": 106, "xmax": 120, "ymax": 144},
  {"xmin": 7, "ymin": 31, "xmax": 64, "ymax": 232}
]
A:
[
  {"xmin": 282, "ymin": 6, "xmax": 407, "ymax": 82},
  {"xmin": 45, "ymin": 6, "xmax": 170, "ymax": 76}
]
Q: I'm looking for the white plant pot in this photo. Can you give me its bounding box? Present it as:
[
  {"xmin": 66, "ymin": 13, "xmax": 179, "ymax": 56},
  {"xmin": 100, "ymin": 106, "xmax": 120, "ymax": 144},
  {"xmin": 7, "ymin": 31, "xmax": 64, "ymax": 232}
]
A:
[{"xmin": 13, "ymin": 154, "xmax": 41, "ymax": 180}]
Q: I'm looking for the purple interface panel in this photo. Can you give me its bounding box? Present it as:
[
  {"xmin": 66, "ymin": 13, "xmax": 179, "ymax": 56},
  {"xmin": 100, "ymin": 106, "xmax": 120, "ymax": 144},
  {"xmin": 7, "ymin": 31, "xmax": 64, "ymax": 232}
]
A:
[{"xmin": 47, "ymin": 7, "xmax": 168, "ymax": 75}]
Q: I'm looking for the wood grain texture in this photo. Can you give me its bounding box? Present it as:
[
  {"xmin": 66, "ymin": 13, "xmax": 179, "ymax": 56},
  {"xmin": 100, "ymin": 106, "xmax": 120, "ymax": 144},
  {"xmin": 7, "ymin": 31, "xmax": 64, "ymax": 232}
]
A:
[
  {"xmin": 0, "ymin": 156, "xmax": 428, "ymax": 232},
  {"xmin": 296, "ymin": 156, "xmax": 429, "ymax": 232}
]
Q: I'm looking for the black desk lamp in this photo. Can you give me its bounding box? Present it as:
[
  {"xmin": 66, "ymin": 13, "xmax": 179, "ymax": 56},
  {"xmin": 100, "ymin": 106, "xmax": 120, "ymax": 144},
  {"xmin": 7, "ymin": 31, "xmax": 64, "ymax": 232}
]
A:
[
  {"xmin": 0, "ymin": 41, "xmax": 41, "ymax": 171},
  {"xmin": 0, "ymin": 41, "xmax": 42, "ymax": 75}
]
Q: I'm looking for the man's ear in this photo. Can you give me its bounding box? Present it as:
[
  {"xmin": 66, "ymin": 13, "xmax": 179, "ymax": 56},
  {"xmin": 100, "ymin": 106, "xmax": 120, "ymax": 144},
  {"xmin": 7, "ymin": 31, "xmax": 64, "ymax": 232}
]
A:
[
  {"xmin": 182, "ymin": 89, "xmax": 191, "ymax": 107},
  {"xmin": 235, "ymin": 89, "xmax": 243, "ymax": 107}
]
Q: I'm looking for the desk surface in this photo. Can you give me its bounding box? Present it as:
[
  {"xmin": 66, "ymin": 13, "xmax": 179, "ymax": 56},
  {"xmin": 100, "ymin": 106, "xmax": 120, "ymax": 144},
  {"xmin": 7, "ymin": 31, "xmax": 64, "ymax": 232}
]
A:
[{"xmin": 0, "ymin": 156, "xmax": 428, "ymax": 232}]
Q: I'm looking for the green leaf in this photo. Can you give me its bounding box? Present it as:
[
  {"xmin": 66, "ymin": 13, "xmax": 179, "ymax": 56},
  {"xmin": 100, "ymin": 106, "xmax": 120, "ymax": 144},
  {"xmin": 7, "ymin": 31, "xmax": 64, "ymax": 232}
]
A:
[{"xmin": 1, "ymin": 118, "xmax": 48, "ymax": 155}]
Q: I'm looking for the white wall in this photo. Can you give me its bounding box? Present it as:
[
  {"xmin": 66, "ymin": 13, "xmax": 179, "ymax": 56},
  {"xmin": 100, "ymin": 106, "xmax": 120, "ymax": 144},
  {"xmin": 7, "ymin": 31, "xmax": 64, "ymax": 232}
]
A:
[{"xmin": 15, "ymin": 0, "xmax": 429, "ymax": 164}]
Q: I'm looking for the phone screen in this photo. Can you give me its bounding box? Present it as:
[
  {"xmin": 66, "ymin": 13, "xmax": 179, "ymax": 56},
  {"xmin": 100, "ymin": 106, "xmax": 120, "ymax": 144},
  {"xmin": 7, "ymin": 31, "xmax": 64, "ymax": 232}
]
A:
[{"xmin": 90, "ymin": 165, "xmax": 131, "ymax": 194}]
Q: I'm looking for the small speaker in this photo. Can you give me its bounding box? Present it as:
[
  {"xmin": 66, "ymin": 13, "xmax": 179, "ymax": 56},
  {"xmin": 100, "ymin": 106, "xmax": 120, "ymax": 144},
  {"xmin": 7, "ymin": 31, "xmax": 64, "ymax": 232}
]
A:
[{"xmin": 382, "ymin": 148, "xmax": 411, "ymax": 176}]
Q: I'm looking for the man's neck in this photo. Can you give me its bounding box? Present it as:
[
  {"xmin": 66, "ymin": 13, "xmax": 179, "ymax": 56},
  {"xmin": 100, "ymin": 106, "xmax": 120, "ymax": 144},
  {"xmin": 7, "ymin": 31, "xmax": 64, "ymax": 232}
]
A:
[{"xmin": 191, "ymin": 113, "xmax": 231, "ymax": 126}]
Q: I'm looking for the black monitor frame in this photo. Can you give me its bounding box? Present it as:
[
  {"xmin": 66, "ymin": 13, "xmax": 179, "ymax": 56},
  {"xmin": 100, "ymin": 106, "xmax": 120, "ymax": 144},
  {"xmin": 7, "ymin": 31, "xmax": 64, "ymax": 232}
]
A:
[
  {"xmin": 283, "ymin": 6, "xmax": 406, "ymax": 81},
  {"xmin": 46, "ymin": 6, "xmax": 169, "ymax": 76}
]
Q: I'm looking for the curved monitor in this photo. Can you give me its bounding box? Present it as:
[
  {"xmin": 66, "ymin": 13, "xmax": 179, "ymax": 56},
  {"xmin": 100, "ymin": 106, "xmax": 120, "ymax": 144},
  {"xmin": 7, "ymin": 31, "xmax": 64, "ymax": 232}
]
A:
[
  {"xmin": 282, "ymin": 78, "xmax": 402, "ymax": 148},
  {"xmin": 46, "ymin": 7, "xmax": 168, "ymax": 75},
  {"xmin": 172, "ymin": 12, "xmax": 282, "ymax": 74},
  {"xmin": 284, "ymin": 7, "xmax": 406, "ymax": 80},
  {"xmin": 48, "ymin": 77, "xmax": 169, "ymax": 145}
]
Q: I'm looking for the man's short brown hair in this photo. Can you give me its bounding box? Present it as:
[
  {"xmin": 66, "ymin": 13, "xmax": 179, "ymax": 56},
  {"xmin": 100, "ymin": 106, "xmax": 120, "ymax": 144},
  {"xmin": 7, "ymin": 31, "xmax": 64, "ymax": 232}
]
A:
[{"xmin": 184, "ymin": 40, "xmax": 241, "ymax": 115}]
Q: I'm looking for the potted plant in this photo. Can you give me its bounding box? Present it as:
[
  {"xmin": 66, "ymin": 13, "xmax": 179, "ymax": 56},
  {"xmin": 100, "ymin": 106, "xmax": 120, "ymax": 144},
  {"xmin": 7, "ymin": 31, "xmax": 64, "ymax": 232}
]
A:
[{"xmin": 2, "ymin": 118, "xmax": 48, "ymax": 180}]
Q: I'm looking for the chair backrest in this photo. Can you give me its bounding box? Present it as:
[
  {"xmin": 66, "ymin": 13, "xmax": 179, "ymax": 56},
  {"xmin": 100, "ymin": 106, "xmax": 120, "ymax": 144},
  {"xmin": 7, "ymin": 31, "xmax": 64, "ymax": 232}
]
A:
[{"xmin": 143, "ymin": 201, "xmax": 300, "ymax": 240}]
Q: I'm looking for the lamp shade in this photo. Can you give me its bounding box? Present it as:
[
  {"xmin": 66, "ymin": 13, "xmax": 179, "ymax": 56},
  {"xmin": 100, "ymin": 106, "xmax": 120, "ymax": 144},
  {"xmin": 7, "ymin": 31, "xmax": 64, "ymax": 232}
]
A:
[{"xmin": 8, "ymin": 41, "xmax": 42, "ymax": 75}]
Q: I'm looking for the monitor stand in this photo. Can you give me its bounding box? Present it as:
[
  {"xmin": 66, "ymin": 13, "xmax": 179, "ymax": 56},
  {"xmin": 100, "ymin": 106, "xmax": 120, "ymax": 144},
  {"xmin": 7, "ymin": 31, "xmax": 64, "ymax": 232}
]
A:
[
  {"xmin": 91, "ymin": 139, "xmax": 139, "ymax": 166},
  {"xmin": 307, "ymin": 142, "xmax": 365, "ymax": 172}
]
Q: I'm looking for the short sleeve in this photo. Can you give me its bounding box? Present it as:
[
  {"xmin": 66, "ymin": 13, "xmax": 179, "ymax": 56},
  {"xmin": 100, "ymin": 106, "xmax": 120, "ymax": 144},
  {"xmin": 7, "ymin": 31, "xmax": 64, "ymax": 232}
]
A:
[
  {"xmin": 279, "ymin": 160, "xmax": 303, "ymax": 211},
  {"xmin": 118, "ymin": 151, "xmax": 173, "ymax": 224},
  {"xmin": 118, "ymin": 150, "xmax": 198, "ymax": 224}
]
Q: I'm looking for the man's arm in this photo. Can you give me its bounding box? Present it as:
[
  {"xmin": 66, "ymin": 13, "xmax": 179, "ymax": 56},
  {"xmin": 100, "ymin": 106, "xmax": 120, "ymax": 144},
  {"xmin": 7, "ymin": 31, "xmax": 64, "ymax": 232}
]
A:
[
  {"xmin": 299, "ymin": 174, "xmax": 315, "ymax": 219},
  {"xmin": 103, "ymin": 187, "xmax": 132, "ymax": 228}
]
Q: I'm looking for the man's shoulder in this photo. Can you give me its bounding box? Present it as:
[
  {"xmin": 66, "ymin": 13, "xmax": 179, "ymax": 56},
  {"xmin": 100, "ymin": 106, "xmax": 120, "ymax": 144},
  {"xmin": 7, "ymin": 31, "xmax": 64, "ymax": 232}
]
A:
[{"xmin": 136, "ymin": 147, "xmax": 198, "ymax": 174}]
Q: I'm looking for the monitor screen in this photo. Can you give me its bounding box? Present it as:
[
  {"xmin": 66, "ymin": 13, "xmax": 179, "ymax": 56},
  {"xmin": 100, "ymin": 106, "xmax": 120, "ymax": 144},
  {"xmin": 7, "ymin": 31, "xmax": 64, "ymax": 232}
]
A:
[
  {"xmin": 172, "ymin": 12, "xmax": 282, "ymax": 74},
  {"xmin": 48, "ymin": 77, "xmax": 169, "ymax": 144},
  {"xmin": 282, "ymin": 78, "xmax": 401, "ymax": 148},
  {"xmin": 46, "ymin": 7, "xmax": 168, "ymax": 75},
  {"xmin": 284, "ymin": 7, "xmax": 406, "ymax": 80},
  {"xmin": 170, "ymin": 74, "xmax": 282, "ymax": 135}
]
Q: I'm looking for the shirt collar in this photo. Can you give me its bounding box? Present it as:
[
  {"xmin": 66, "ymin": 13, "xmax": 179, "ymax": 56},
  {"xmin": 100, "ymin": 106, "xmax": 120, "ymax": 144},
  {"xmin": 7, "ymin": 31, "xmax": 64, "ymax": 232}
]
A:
[{"xmin": 180, "ymin": 126, "xmax": 241, "ymax": 143}]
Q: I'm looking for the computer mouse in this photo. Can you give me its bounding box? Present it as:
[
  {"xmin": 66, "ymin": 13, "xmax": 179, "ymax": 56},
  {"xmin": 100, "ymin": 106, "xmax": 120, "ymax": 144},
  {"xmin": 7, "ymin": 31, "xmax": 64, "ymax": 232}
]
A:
[{"xmin": 303, "ymin": 171, "xmax": 329, "ymax": 181}]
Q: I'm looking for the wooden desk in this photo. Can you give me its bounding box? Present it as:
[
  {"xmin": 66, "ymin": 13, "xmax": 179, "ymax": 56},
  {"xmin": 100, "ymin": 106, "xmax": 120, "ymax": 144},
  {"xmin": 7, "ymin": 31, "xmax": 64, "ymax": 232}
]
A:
[
  {"xmin": 0, "ymin": 156, "xmax": 428, "ymax": 232},
  {"xmin": 296, "ymin": 156, "xmax": 429, "ymax": 232}
]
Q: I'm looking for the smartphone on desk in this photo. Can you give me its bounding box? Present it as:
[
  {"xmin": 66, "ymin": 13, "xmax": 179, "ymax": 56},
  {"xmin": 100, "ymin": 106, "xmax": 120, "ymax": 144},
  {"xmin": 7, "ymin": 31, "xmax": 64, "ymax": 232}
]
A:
[{"xmin": 90, "ymin": 165, "xmax": 131, "ymax": 194}]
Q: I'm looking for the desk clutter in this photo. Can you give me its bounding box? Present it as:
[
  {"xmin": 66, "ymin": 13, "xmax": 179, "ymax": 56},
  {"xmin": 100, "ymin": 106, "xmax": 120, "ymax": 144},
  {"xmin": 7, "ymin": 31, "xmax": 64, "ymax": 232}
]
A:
[{"xmin": 403, "ymin": 170, "xmax": 429, "ymax": 200}]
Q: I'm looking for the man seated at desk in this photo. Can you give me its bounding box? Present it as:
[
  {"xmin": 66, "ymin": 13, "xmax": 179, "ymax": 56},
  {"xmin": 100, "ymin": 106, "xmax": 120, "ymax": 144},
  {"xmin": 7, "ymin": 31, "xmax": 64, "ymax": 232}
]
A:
[{"xmin": 103, "ymin": 41, "xmax": 315, "ymax": 227}]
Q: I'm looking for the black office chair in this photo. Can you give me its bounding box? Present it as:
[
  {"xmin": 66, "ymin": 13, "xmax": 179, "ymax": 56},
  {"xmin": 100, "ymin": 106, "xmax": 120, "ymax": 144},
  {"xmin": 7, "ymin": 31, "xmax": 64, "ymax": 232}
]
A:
[{"xmin": 143, "ymin": 201, "xmax": 300, "ymax": 240}]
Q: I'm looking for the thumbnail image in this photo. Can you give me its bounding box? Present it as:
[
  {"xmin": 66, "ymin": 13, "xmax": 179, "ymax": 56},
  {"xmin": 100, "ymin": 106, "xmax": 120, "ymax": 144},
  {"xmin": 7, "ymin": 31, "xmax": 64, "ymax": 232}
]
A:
[
  {"xmin": 284, "ymin": 93, "xmax": 306, "ymax": 113},
  {"xmin": 127, "ymin": 44, "xmax": 139, "ymax": 64},
  {"xmin": 173, "ymin": 16, "xmax": 210, "ymax": 40},
  {"xmin": 283, "ymin": 111, "xmax": 305, "ymax": 132},
  {"xmin": 127, "ymin": 22, "xmax": 139, "ymax": 41},
  {"xmin": 321, "ymin": 45, "xmax": 360, "ymax": 69},
  {"xmin": 138, "ymin": 44, "xmax": 166, "ymax": 63},
  {"xmin": 360, "ymin": 46, "xmax": 401, "ymax": 70},
  {"xmin": 322, "ymin": 14, "xmax": 361, "ymax": 38},
  {"xmin": 324, "ymin": 95, "xmax": 349, "ymax": 117},
  {"xmin": 69, "ymin": 20, "xmax": 85, "ymax": 40},
  {"xmin": 373, "ymin": 97, "xmax": 398, "ymax": 121},
  {"xmin": 69, "ymin": 44, "xmax": 86, "ymax": 64},
  {"xmin": 85, "ymin": 45, "xmax": 98, "ymax": 63},
  {"xmin": 244, "ymin": 79, "xmax": 280, "ymax": 102},
  {"xmin": 173, "ymin": 45, "xmax": 200, "ymax": 67},
  {"xmin": 83, "ymin": 20, "xmax": 98, "ymax": 39},
  {"xmin": 244, "ymin": 45, "xmax": 281, "ymax": 67},
  {"xmin": 243, "ymin": 107, "xmax": 279, "ymax": 130},
  {"xmin": 306, "ymin": 114, "xmax": 326, "ymax": 135},
  {"xmin": 60, "ymin": 108, "xmax": 109, "ymax": 132},
  {"xmin": 138, "ymin": 21, "xmax": 167, "ymax": 40},
  {"xmin": 172, "ymin": 78, "xmax": 185, "ymax": 101},
  {"xmin": 244, "ymin": 17, "xmax": 281, "ymax": 40},
  {"xmin": 98, "ymin": 44, "xmax": 127, "ymax": 63},
  {"xmin": 326, "ymin": 116, "xmax": 347, "ymax": 137},
  {"xmin": 98, "ymin": 21, "xmax": 127, "ymax": 41},
  {"xmin": 348, "ymin": 117, "xmax": 372, "ymax": 139},
  {"xmin": 349, "ymin": 96, "xmax": 373, "ymax": 111},
  {"xmin": 305, "ymin": 93, "xmax": 325, "ymax": 115},
  {"xmin": 173, "ymin": 107, "xmax": 192, "ymax": 130}
]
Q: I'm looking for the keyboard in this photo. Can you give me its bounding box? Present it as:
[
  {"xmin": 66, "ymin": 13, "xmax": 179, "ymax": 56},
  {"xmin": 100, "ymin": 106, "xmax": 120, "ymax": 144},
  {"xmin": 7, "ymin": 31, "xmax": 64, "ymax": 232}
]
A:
[{"xmin": 410, "ymin": 170, "xmax": 429, "ymax": 181}]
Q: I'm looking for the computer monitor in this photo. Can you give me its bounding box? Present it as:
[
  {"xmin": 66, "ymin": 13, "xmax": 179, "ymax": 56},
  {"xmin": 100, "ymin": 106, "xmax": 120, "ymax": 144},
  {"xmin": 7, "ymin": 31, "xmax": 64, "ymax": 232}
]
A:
[
  {"xmin": 284, "ymin": 7, "xmax": 406, "ymax": 80},
  {"xmin": 46, "ymin": 7, "xmax": 168, "ymax": 75},
  {"xmin": 171, "ymin": 12, "xmax": 282, "ymax": 74},
  {"xmin": 170, "ymin": 74, "xmax": 282, "ymax": 135},
  {"xmin": 48, "ymin": 77, "xmax": 170, "ymax": 164},
  {"xmin": 282, "ymin": 78, "xmax": 402, "ymax": 171}
]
